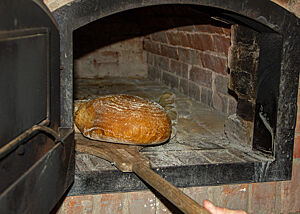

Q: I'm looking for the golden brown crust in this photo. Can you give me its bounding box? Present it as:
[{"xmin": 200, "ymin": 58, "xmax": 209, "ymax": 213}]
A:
[{"xmin": 74, "ymin": 95, "xmax": 171, "ymax": 145}]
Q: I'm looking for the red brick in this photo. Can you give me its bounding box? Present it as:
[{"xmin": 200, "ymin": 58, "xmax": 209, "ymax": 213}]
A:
[
  {"xmin": 213, "ymin": 35, "xmax": 230, "ymax": 56},
  {"xmin": 198, "ymin": 52, "xmax": 228, "ymax": 75},
  {"xmin": 250, "ymin": 182, "xmax": 277, "ymax": 213},
  {"xmin": 222, "ymin": 27, "xmax": 231, "ymax": 37},
  {"xmin": 181, "ymin": 186, "xmax": 208, "ymax": 206},
  {"xmin": 214, "ymin": 73, "xmax": 229, "ymax": 94},
  {"xmin": 143, "ymin": 39, "xmax": 161, "ymax": 55},
  {"xmin": 220, "ymin": 184, "xmax": 249, "ymax": 210},
  {"xmin": 169, "ymin": 60, "xmax": 188, "ymax": 78},
  {"xmin": 153, "ymin": 55, "xmax": 169, "ymax": 71},
  {"xmin": 189, "ymin": 66, "xmax": 212, "ymax": 88},
  {"xmin": 126, "ymin": 191, "xmax": 156, "ymax": 214},
  {"xmin": 182, "ymin": 185, "xmax": 249, "ymax": 211},
  {"xmin": 294, "ymin": 135, "xmax": 300, "ymax": 158},
  {"xmin": 178, "ymin": 47, "xmax": 200, "ymax": 65},
  {"xmin": 177, "ymin": 25, "xmax": 195, "ymax": 32},
  {"xmin": 60, "ymin": 195, "xmax": 93, "ymax": 214},
  {"xmin": 150, "ymin": 31, "xmax": 168, "ymax": 44},
  {"xmin": 97, "ymin": 193, "xmax": 123, "ymax": 213},
  {"xmin": 166, "ymin": 31, "xmax": 192, "ymax": 47},
  {"xmin": 191, "ymin": 34, "xmax": 214, "ymax": 51},
  {"xmin": 166, "ymin": 31, "xmax": 182, "ymax": 46},
  {"xmin": 160, "ymin": 44, "xmax": 178, "ymax": 60},
  {"xmin": 156, "ymin": 187, "xmax": 199, "ymax": 214},
  {"xmin": 280, "ymin": 159, "xmax": 300, "ymax": 213},
  {"xmin": 162, "ymin": 71, "xmax": 178, "ymax": 89},
  {"xmin": 194, "ymin": 24, "xmax": 224, "ymax": 34}
]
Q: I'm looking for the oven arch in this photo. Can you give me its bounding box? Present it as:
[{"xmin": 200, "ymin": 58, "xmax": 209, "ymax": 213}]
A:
[{"xmin": 53, "ymin": 0, "xmax": 300, "ymax": 193}]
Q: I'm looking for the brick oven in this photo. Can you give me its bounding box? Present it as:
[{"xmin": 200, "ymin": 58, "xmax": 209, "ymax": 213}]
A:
[{"xmin": 0, "ymin": 0, "xmax": 300, "ymax": 213}]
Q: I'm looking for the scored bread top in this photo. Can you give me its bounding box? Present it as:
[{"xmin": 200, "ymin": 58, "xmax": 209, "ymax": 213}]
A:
[{"xmin": 74, "ymin": 94, "xmax": 171, "ymax": 145}]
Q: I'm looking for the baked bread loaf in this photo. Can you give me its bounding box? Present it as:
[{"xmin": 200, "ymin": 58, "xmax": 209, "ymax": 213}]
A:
[{"xmin": 74, "ymin": 94, "xmax": 171, "ymax": 145}]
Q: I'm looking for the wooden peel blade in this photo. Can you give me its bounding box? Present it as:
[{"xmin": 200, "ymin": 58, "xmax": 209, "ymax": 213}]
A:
[
  {"xmin": 76, "ymin": 135, "xmax": 148, "ymax": 172},
  {"xmin": 75, "ymin": 135, "xmax": 210, "ymax": 214}
]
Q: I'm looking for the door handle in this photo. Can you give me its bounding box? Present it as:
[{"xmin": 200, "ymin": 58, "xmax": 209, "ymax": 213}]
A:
[{"xmin": 0, "ymin": 125, "xmax": 62, "ymax": 160}]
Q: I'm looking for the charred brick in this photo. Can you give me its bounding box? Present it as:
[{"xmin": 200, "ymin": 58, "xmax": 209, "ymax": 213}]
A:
[
  {"xmin": 154, "ymin": 55, "xmax": 169, "ymax": 71},
  {"xmin": 229, "ymin": 71, "xmax": 255, "ymax": 99},
  {"xmin": 237, "ymin": 98, "xmax": 255, "ymax": 121},
  {"xmin": 162, "ymin": 71, "xmax": 178, "ymax": 89},
  {"xmin": 161, "ymin": 44, "xmax": 179, "ymax": 60},
  {"xmin": 214, "ymin": 74, "xmax": 229, "ymax": 94},
  {"xmin": 143, "ymin": 39, "xmax": 161, "ymax": 55},
  {"xmin": 148, "ymin": 65, "xmax": 161, "ymax": 81},
  {"xmin": 199, "ymin": 52, "xmax": 227, "ymax": 75},
  {"xmin": 151, "ymin": 31, "xmax": 168, "ymax": 43},
  {"xmin": 190, "ymin": 66, "xmax": 212, "ymax": 88},
  {"xmin": 178, "ymin": 48, "xmax": 199, "ymax": 65},
  {"xmin": 179, "ymin": 78, "xmax": 189, "ymax": 95},
  {"xmin": 201, "ymin": 87, "xmax": 213, "ymax": 107},
  {"xmin": 170, "ymin": 60, "xmax": 189, "ymax": 78},
  {"xmin": 189, "ymin": 81, "xmax": 201, "ymax": 101}
]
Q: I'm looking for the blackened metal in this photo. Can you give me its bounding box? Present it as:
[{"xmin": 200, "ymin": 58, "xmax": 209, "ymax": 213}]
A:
[
  {"xmin": 0, "ymin": 124, "xmax": 62, "ymax": 160},
  {"xmin": 0, "ymin": 0, "xmax": 74, "ymax": 213},
  {"xmin": 0, "ymin": 128, "xmax": 74, "ymax": 214},
  {"xmin": 0, "ymin": 28, "xmax": 50, "ymax": 149},
  {"xmin": 236, "ymin": 99, "xmax": 256, "ymax": 121},
  {"xmin": 69, "ymin": 161, "xmax": 257, "ymax": 195},
  {"xmin": 53, "ymin": 0, "xmax": 300, "ymax": 189},
  {"xmin": 253, "ymin": 33, "xmax": 283, "ymax": 155}
]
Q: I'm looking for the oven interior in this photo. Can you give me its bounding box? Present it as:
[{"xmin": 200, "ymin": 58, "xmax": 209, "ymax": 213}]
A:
[{"xmin": 69, "ymin": 4, "xmax": 287, "ymax": 195}]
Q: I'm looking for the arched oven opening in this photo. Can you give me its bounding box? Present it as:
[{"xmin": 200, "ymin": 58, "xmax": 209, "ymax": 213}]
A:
[{"xmin": 53, "ymin": 1, "xmax": 300, "ymax": 195}]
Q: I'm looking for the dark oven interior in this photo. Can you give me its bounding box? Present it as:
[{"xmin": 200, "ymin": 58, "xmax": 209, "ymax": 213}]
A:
[{"xmin": 53, "ymin": 1, "xmax": 300, "ymax": 195}]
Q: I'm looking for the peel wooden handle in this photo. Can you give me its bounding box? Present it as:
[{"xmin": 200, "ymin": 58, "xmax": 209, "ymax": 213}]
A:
[
  {"xmin": 132, "ymin": 163, "xmax": 210, "ymax": 214},
  {"xmin": 76, "ymin": 137, "xmax": 209, "ymax": 213}
]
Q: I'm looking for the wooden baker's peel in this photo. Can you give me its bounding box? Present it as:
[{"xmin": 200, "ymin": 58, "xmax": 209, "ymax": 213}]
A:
[{"xmin": 76, "ymin": 135, "xmax": 209, "ymax": 214}]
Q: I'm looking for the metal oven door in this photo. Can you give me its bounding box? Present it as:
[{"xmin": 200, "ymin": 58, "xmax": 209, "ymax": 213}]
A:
[{"xmin": 0, "ymin": 0, "xmax": 74, "ymax": 213}]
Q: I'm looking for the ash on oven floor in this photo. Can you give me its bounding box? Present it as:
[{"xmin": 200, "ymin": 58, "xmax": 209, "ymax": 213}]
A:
[{"xmin": 73, "ymin": 77, "xmax": 268, "ymax": 172}]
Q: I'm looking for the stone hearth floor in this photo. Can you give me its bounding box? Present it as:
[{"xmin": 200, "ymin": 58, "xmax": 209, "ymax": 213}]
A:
[
  {"xmin": 70, "ymin": 77, "xmax": 272, "ymax": 195},
  {"xmin": 74, "ymin": 77, "xmax": 270, "ymax": 170}
]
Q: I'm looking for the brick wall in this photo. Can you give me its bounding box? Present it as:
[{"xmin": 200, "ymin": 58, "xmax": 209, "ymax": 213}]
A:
[
  {"xmin": 144, "ymin": 24, "xmax": 237, "ymax": 115},
  {"xmin": 55, "ymin": 162, "xmax": 300, "ymax": 213},
  {"xmin": 73, "ymin": 15, "xmax": 147, "ymax": 79},
  {"xmin": 73, "ymin": 6, "xmax": 237, "ymax": 116},
  {"xmin": 74, "ymin": 38, "xmax": 147, "ymax": 78}
]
